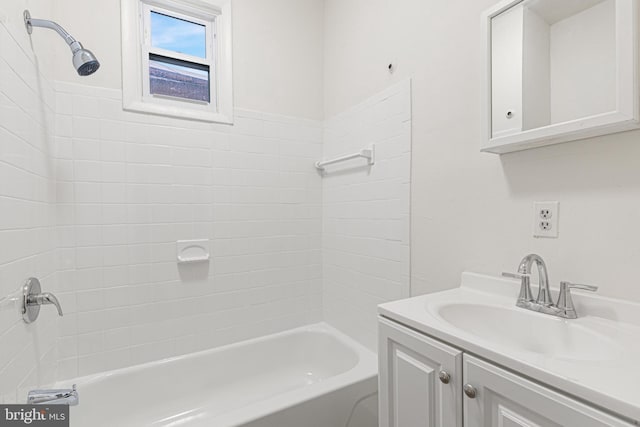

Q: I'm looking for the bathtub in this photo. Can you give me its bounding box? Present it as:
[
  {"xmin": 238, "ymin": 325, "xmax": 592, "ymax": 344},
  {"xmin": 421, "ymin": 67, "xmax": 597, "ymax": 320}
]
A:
[{"xmin": 58, "ymin": 323, "xmax": 378, "ymax": 427}]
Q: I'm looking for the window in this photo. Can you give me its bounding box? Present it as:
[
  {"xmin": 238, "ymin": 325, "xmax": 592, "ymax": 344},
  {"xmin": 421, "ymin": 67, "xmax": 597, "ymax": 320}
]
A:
[
  {"xmin": 121, "ymin": 0, "xmax": 233, "ymax": 123},
  {"xmin": 145, "ymin": 9, "xmax": 211, "ymax": 104}
]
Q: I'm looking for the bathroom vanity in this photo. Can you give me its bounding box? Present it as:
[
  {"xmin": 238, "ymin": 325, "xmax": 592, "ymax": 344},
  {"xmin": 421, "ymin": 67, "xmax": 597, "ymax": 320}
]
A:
[{"xmin": 378, "ymin": 273, "xmax": 640, "ymax": 426}]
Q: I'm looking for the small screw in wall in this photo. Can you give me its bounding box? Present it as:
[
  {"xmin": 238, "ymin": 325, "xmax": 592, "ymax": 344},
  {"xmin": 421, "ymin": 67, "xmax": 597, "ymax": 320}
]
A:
[{"xmin": 388, "ymin": 63, "xmax": 395, "ymax": 74}]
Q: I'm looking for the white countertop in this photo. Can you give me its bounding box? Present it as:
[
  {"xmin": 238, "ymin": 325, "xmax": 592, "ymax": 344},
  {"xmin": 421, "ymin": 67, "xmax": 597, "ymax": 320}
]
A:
[{"xmin": 378, "ymin": 272, "xmax": 640, "ymax": 424}]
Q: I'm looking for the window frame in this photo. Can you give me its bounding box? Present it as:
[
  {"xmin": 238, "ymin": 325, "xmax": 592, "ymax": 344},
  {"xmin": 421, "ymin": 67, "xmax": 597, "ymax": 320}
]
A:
[{"xmin": 121, "ymin": 0, "xmax": 233, "ymax": 124}]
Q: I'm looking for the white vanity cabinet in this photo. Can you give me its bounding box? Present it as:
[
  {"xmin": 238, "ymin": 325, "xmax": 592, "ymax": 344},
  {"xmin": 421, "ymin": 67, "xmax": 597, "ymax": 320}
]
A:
[
  {"xmin": 378, "ymin": 317, "xmax": 463, "ymax": 427},
  {"xmin": 463, "ymin": 355, "xmax": 633, "ymax": 427},
  {"xmin": 379, "ymin": 317, "xmax": 634, "ymax": 427}
]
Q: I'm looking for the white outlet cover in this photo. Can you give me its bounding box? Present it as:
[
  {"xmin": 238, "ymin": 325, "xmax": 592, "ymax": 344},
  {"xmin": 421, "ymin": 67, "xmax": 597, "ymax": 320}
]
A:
[{"xmin": 533, "ymin": 201, "xmax": 559, "ymax": 238}]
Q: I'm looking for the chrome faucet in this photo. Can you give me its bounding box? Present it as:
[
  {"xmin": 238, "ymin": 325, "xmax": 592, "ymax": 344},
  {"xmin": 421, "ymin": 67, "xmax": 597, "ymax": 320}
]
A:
[
  {"xmin": 28, "ymin": 292, "xmax": 63, "ymax": 315},
  {"xmin": 519, "ymin": 253, "xmax": 552, "ymax": 306},
  {"xmin": 503, "ymin": 254, "xmax": 597, "ymax": 319},
  {"xmin": 28, "ymin": 384, "xmax": 78, "ymax": 406}
]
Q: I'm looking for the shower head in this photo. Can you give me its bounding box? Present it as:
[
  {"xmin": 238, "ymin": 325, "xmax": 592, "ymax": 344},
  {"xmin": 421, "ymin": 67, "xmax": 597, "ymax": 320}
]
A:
[
  {"xmin": 24, "ymin": 10, "xmax": 100, "ymax": 76},
  {"xmin": 71, "ymin": 43, "xmax": 100, "ymax": 76}
]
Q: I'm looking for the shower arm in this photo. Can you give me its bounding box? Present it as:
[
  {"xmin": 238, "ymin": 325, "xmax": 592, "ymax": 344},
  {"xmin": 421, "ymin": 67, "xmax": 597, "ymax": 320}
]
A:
[
  {"xmin": 23, "ymin": 9, "xmax": 100, "ymax": 77},
  {"xmin": 24, "ymin": 11, "xmax": 81, "ymax": 53}
]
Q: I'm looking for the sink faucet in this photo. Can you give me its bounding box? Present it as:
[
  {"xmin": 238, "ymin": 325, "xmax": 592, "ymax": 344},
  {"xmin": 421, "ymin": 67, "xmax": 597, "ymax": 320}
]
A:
[
  {"xmin": 503, "ymin": 254, "xmax": 598, "ymax": 319},
  {"xmin": 517, "ymin": 253, "xmax": 553, "ymax": 306}
]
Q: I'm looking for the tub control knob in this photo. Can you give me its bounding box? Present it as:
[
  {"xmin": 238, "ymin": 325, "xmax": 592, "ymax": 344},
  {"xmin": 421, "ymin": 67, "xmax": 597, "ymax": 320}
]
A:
[
  {"xmin": 463, "ymin": 384, "xmax": 477, "ymax": 399},
  {"xmin": 438, "ymin": 370, "xmax": 451, "ymax": 384}
]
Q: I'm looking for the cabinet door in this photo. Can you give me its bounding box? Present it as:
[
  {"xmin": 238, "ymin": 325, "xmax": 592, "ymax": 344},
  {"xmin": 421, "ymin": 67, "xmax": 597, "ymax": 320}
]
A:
[
  {"xmin": 463, "ymin": 354, "xmax": 633, "ymax": 427},
  {"xmin": 379, "ymin": 317, "xmax": 463, "ymax": 427}
]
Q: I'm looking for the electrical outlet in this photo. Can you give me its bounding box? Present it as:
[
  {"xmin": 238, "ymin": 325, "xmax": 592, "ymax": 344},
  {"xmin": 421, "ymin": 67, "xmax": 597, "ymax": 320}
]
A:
[
  {"xmin": 539, "ymin": 220, "xmax": 552, "ymax": 230},
  {"xmin": 539, "ymin": 209, "xmax": 552, "ymax": 219},
  {"xmin": 533, "ymin": 202, "xmax": 559, "ymax": 238}
]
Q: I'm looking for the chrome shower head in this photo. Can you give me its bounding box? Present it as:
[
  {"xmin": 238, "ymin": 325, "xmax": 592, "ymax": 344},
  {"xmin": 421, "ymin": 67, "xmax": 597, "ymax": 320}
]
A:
[
  {"xmin": 24, "ymin": 10, "xmax": 100, "ymax": 76},
  {"xmin": 70, "ymin": 42, "xmax": 100, "ymax": 76}
]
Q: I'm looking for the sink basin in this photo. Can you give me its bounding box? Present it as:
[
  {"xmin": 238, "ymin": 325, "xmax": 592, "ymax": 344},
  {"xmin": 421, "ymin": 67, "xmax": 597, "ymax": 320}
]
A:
[
  {"xmin": 435, "ymin": 303, "xmax": 621, "ymax": 361},
  {"xmin": 378, "ymin": 272, "xmax": 640, "ymax": 422}
]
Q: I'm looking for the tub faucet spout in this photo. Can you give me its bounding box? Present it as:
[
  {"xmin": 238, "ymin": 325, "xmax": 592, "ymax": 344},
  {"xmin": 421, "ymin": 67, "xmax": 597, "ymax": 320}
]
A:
[{"xmin": 28, "ymin": 384, "xmax": 78, "ymax": 406}]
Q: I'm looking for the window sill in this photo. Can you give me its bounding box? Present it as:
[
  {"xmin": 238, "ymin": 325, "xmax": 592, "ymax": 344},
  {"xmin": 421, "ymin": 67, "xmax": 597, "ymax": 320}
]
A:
[{"xmin": 123, "ymin": 100, "xmax": 234, "ymax": 124}]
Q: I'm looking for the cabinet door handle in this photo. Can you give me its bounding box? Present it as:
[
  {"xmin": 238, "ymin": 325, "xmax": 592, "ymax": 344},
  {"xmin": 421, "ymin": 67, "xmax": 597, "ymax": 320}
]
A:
[
  {"xmin": 463, "ymin": 383, "xmax": 477, "ymax": 398},
  {"xmin": 438, "ymin": 370, "xmax": 450, "ymax": 384}
]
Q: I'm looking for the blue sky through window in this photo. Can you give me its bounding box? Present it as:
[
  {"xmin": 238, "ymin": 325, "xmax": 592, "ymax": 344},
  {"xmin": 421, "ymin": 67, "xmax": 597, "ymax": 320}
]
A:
[{"xmin": 151, "ymin": 12, "xmax": 206, "ymax": 58}]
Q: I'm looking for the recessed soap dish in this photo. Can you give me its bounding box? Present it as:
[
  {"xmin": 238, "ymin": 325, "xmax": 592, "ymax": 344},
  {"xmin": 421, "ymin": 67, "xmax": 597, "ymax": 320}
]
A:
[{"xmin": 177, "ymin": 239, "xmax": 210, "ymax": 264}]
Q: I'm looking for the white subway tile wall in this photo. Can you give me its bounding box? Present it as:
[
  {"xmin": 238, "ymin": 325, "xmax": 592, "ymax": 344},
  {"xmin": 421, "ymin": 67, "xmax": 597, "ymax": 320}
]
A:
[
  {"xmin": 0, "ymin": 17, "xmax": 58, "ymax": 403},
  {"xmin": 53, "ymin": 82, "xmax": 323, "ymax": 379},
  {"xmin": 0, "ymin": 7, "xmax": 410, "ymax": 400},
  {"xmin": 322, "ymin": 80, "xmax": 412, "ymax": 350}
]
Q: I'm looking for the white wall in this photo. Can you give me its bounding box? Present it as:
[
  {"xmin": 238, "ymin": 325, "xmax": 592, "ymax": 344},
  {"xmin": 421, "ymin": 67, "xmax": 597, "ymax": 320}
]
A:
[
  {"xmin": 232, "ymin": 0, "xmax": 325, "ymax": 120},
  {"xmin": 324, "ymin": 0, "xmax": 640, "ymax": 302},
  {"xmin": 51, "ymin": 0, "xmax": 325, "ymax": 120},
  {"xmin": 0, "ymin": 0, "xmax": 58, "ymax": 403},
  {"xmin": 322, "ymin": 80, "xmax": 411, "ymax": 350}
]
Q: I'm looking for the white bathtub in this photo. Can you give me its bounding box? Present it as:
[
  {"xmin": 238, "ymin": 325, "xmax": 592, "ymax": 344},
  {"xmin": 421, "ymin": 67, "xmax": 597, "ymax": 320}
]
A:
[{"xmin": 59, "ymin": 323, "xmax": 378, "ymax": 427}]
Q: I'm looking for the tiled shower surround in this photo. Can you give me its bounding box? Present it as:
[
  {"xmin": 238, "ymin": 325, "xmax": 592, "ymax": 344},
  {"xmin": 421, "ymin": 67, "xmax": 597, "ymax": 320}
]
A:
[
  {"xmin": 0, "ymin": 18, "xmax": 59, "ymax": 403},
  {"xmin": 0, "ymin": 13, "xmax": 411, "ymax": 403},
  {"xmin": 53, "ymin": 82, "xmax": 324, "ymax": 380},
  {"xmin": 322, "ymin": 81, "xmax": 412, "ymax": 350}
]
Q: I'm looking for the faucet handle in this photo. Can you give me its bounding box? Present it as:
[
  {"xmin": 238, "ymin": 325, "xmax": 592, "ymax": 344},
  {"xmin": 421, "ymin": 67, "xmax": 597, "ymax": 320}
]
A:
[
  {"xmin": 556, "ymin": 281, "xmax": 598, "ymax": 319},
  {"xmin": 560, "ymin": 281, "xmax": 598, "ymax": 293},
  {"xmin": 22, "ymin": 278, "xmax": 64, "ymax": 323},
  {"xmin": 39, "ymin": 292, "xmax": 63, "ymax": 316}
]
